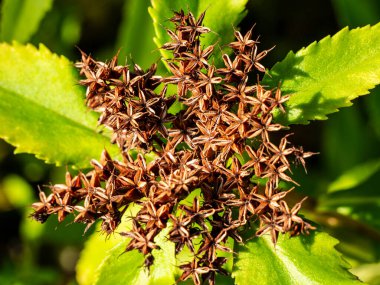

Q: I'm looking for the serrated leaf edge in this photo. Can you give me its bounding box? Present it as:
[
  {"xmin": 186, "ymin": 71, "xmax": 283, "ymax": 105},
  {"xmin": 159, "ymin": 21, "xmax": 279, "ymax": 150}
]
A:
[{"xmin": 267, "ymin": 23, "xmax": 380, "ymax": 125}]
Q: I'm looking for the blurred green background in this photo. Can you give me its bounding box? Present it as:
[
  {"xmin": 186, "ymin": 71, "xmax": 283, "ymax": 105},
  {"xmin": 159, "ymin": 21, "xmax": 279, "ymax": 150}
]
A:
[{"xmin": 1, "ymin": 0, "xmax": 380, "ymax": 284}]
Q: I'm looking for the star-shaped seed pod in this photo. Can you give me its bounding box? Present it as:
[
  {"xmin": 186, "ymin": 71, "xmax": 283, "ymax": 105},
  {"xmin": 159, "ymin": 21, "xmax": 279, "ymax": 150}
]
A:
[{"xmin": 31, "ymin": 9, "xmax": 315, "ymax": 285}]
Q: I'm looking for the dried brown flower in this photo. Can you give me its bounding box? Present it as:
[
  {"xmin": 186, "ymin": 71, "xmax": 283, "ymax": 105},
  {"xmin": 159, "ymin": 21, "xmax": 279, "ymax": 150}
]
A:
[{"xmin": 31, "ymin": 9, "xmax": 316, "ymax": 285}]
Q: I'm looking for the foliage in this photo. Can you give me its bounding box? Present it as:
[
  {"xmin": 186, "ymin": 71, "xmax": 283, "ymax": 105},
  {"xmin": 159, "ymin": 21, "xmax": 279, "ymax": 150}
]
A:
[
  {"xmin": 1, "ymin": 0, "xmax": 380, "ymax": 285},
  {"xmin": 149, "ymin": 0, "xmax": 248, "ymax": 65},
  {"xmin": 264, "ymin": 23, "xmax": 380, "ymax": 125},
  {"xmin": 116, "ymin": 0, "xmax": 156, "ymax": 69},
  {"xmin": 233, "ymin": 232, "xmax": 361, "ymax": 285},
  {"xmin": 0, "ymin": 42, "xmax": 119, "ymax": 168},
  {"xmin": 0, "ymin": 0, "xmax": 53, "ymax": 43}
]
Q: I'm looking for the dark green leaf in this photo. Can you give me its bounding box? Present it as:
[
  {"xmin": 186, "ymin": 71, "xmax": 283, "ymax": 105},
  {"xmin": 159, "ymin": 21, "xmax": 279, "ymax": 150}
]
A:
[
  {"xmin": 0, "ymin": 0, "xmax": 53, "ymax": 43},
  {"xmin": 328, "ymin": 158, "xmax": 380, "ymax": 193},
  {"xmin": 116, "ymin": 0, "xmax": 157, "ymax": 69},
  {"xmin": 365, "ymin": 86, "xmax": 380, "ymax": 141},
  {"xmin": 322, "ymin": 106, "xmax": 378, "ymax": 178},
  {"xmin": 319, "ymin": 166, "xmax": 380, "ymax": 232},
  {"xmin": 331, "ymin": 0, "xmax": 380, "ymax": 27}
]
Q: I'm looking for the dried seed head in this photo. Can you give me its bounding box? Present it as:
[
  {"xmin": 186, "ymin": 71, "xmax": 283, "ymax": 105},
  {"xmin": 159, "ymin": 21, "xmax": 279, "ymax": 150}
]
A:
[{"xmin": 31, "ymin": 9, "xmax": 316, "ymax": 285}]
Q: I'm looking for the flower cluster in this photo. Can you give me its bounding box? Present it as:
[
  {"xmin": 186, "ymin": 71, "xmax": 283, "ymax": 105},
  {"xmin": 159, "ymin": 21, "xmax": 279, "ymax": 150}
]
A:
[{"xmin": 31, "ymin": 10, "xmax": 315, "ymax": 285}]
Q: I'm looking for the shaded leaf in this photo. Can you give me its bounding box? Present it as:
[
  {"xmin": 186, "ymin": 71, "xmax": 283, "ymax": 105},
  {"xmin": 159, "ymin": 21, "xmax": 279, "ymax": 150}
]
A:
[
  {"xmin": 331, "ymin": 0, "xmax": 380, "ymax": 27},
  {"xmin": 365, "ymin": 86, "xmax": 380, "ymax": 141},
  {"xmin": 0, "ymin": 43, "xmax": 119, "ymax": 168},
  {"xmin": 320, "ymin": 174, "xmax": 380, "ymax": 233},
  {"xmin": 0, "ymin": 265, "xmax": 58, "ymax": 285},
  {"xmin": 116, "ymin": 0, "xmax": 157, "ymax": 69},
  {"xmin": 233, "ymin": 232, "xmax": 361, "ymax": 284},
  {"xmin": 322, "ymin": 106, "xmax": 378, "ymax": 179},
  {"xmin": 0, "ymin": 0, "xmax": 53, "ymax": 43},
  {"xmin": 334, "ymin": 204, "xmax": 380, "ymax": 234},
  {"xmin": 149, "ymin": 0, "xmax": 248, "ymax": 65},
  {"xmin": 328, "ymin": 158, "xmax": 380, "ymax": 193},
  {"xmin": 264, "ymin": 23, "xmax": 380, "ymax": 125}
]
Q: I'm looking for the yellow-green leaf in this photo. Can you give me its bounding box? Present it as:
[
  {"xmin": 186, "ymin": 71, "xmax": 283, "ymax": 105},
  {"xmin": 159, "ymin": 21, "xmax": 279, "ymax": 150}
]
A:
[
  {"xmin": 77, "ymin": 204, "xmax": 178, "ymax": 285},
  {"xmin": 233, "ymin": 232, "xmax": 362, "ymax": 284},
  {"xmin": 0, "ymin": 43, "xmax": 119, "ymax": 168},
  {"xmin": 94, "ymin": 226, "xmax": 178, "ymax": 285},
  {"xmin": 265, "ymin": 23, "xmax": 380, "ymax": 125}
]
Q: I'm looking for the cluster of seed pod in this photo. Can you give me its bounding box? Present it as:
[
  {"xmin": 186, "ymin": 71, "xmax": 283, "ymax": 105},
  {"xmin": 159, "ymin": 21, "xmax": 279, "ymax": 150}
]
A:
[{"xmin": 31, "ymin": 10, "xmax": 315, "ymax": 285}]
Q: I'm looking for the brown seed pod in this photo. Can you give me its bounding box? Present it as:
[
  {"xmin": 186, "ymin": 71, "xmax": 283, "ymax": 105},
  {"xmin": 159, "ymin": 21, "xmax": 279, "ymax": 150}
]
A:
[{"xmin": 31, "ymin": 9, "xmax": 316, "ymax": 285}]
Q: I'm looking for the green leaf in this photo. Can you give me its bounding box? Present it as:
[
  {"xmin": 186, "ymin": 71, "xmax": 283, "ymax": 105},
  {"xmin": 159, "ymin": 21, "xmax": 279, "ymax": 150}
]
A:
[
  {"xmin": 20, "ymin": 208, "xmax": 46, "ymax": 242},
  {"xmin": 76, "ymin": 227, "xmax": 123, "ymax": 285},
  {"xmin": 0, "ymin": 0, "xmax": 53, "ymax": 43},
  {"xmin": 322, "ymin": 106, "xmax": 377, "ymax": 179},
  {"xmin": 319, "ymin": 168, "xmax": 380, "ymax": 232},
  {"xmin": 232, "ymin": 232, "xmax": 362, "ymax": 285},
  {"xmin": 76, "ymin": 205, "xmax": 141, "ymax": 285},
  {"xmin": 328, "ymin": 158, "xmax": 380, "ymax": 193},
  {"xmin": 149, "ymin": 0, "xmax": 248, "ymax": 64},
  {"xmin": 0, "ymin": 42, "xmax": 119, "ymax": 168},
  {"xmin": 1, "ymin": 174, "xmax": 34, "ymax": 208},
  {"xmin": 365, "ymin": 86, "xmax": 380, "ymax": 141},
  {"xmin": 116, "ymin": 0, "xmax": 157, "ymax": 69},
  {"xmin": 94, "ymin": 226, "xmax": 178, "ymax": 285},
  {"xmin": 351, "ymin": 262, "xmax": 380, "ymax": 284},
  {"xmin": 331, "ymin": 0, "xmax": 380, "ymax": 27},
  {"xmin": 77, "ymin": 204, "xmax": 178, "ymax": 285},
  {"xmin": 264, "ymin": 23, "xmax": 380, "ymax": 125},
  {"xmin": 95, "ymin": 245, "xmax": 146, "ymax": 285}
]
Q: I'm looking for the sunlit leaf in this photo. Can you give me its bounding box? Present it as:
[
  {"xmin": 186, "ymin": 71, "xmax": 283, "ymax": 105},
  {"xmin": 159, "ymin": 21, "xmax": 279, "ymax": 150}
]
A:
[
  {"xmin": 94, "ymin": 226, "xmax": 177, "ymax": 285},
  {"xmin": 0, "ymin": 43, "xmax": 119, "ymax": 168},
  {"xmin": 264, "ymin": 23, "xmax": 380, "ymax": 125},
  {"xmin": 76, "ymin": 229, "xmax": 122, "ymax": 285},
  {"xmin": 0, "ymin": 0, "xmax": 53, "ymax": 43},
  {"xmin": 77, "ymin": 204, "xmax": 178, "ymax": 285},
  {"xmin": 233, "ymin": 232, "xmax": 361, "ymax": 284},
  {"xmin": 76, "ymin": 205, "xmax": 141, "ymax": 285}
]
